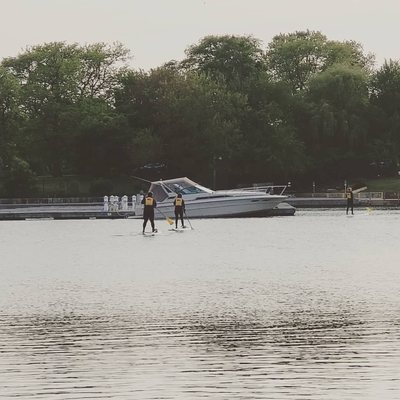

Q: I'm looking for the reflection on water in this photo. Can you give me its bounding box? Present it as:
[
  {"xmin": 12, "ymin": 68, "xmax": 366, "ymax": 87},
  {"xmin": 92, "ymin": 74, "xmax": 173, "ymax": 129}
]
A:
[{"xmin": 1, "ymin": 210, "xmax": 400, "ymax": 399}]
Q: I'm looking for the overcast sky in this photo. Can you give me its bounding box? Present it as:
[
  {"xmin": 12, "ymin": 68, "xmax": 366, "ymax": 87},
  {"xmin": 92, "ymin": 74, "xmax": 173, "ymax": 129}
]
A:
[{"xmin": 1, "ymin": 0, "xmax": 399, "ymax": 70}]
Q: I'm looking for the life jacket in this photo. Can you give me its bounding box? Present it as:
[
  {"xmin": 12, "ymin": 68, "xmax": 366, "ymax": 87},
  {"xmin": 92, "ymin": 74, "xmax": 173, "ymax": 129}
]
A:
[
  {"xmin": 145, "ymin": 197, "xmax": 154, "ymax": 206},
  {"xmin": 175, "ymin": 198, "xmax": 183, "ymax": 207}
]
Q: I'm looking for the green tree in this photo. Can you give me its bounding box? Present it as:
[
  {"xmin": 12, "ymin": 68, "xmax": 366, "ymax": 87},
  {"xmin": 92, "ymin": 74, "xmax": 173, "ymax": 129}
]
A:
[
  {"xmin": 182, "ymin": 36, "xmax": 308, "ymax": 184},
  {"xmin": 304, "ymin": 64, "xmax": 370, "ymax": 177},
  {"xmin": 0, "ymin": 66, "xmax": 37, "ymax": 196},
  {"xmin": 2, "ymin": 42, "xmax": 129, "ymax": 176},
  {"xmin": 116, "ymin": 67, "xmax": 248, "ymax": 185},
  {"xmin": 0, "ymin": 66, "xmax": 21, "ymax": 166},
  {"xmin": 371, "ymin": 60, "xmax": 400, "ymax": 115},
  {"xmin": 266, "ymin": 30, "xmax": 373, "ymax": 92},
  {"xmin": 1, "ymin": 156, "xmax": 37, "ymax": 197},
  {"xmin": 369, "ymin": 60, "xmax": 400, "ymax": 166},
  {"xmin": 239, "ymin": 82, "xmax": 307, "ymax": 182},
  {"xmin": 182, "ymin": 35, "xmax": 265, "ymax": 91}
]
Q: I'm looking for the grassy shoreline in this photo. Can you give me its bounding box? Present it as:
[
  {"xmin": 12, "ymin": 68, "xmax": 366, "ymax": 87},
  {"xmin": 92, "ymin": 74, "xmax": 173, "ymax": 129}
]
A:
[{"xmin": 363, "ymin": 178, "xmax": 400, "ymax": 192}]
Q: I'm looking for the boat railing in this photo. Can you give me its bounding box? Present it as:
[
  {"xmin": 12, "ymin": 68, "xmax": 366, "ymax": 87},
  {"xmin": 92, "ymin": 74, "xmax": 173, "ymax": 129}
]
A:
[{"xmin": 228, "ymin": 185, "xmax": 287, "ymax": 196}]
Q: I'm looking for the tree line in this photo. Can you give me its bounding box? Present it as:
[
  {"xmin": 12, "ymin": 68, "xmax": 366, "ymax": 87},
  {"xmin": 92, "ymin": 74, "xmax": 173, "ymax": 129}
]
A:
[{"xmin": 0, "ymin": 31, "xmax": 399, "ymax": 196}]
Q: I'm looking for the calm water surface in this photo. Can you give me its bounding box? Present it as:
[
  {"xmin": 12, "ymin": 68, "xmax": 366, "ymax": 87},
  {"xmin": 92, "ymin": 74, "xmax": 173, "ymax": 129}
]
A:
[{"xmin": 1, "ymin": 209, "xmax": 400, "ymax": 399}]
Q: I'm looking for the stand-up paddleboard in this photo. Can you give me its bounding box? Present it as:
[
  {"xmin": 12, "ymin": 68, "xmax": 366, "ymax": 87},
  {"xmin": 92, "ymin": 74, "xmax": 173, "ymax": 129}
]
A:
[
  {"xmin": 348, "ymin": 211, "xmax": 373, "ymax": 217},
  {"xmin": 169, "ymin": 227, "xmax": 191, "ymax": 232},
  {"xmin": 112, "ymin": 233, "xmax": 139, "ymax": 237},
  {"xmin": 142, "ymin": 230, "xmax": 161, "ymax": 236}
]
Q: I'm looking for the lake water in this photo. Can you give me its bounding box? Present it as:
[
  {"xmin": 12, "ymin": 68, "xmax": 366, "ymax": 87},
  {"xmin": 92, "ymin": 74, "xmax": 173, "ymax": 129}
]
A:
[{"xmin": 1, "ymin": 209, "xmax": 399, "ymax": 399}]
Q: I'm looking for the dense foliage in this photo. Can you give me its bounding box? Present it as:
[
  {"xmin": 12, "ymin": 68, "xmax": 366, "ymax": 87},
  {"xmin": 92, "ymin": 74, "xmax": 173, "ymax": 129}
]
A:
[{"xmin": 0, "ymin": 31, "xmax": 399, "ymax": 196}]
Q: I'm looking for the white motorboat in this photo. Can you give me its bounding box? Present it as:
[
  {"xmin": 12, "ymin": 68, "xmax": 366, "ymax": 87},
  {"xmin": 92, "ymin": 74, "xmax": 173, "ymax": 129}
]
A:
[{"xmin": 134, "ymin": 177, "xmax": 294, "ymax": 218}]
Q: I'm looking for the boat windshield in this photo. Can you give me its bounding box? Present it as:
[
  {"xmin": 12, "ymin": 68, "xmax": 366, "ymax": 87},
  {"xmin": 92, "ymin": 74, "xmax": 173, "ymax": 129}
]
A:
[
  {"xmin": 164, "ymin": 182, "xmax": 205, "ymax": 195},
  {"xmin": 149, "ymin": 184, "xmax": 169, "ymax": 202},
  {"xmin": 149, "ymin": 178, "xmax": 210, "ymax": 201}
]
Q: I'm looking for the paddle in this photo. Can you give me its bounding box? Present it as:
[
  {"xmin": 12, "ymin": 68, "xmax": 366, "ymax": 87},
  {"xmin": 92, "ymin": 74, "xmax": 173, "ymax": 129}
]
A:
[
  {"xmin": 184, "ymin": 210, "xmax": 194, "ymax": 230},
  {"xmin": 156, "ymin": 208, "xmax": 174, "ymax": 225}
]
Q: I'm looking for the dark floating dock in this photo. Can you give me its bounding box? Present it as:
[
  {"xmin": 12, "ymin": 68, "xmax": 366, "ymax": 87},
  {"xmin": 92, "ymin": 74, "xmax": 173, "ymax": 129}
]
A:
[{"xmin": 0, "ymin": 204, "xmax": 133, "ymax": 221}]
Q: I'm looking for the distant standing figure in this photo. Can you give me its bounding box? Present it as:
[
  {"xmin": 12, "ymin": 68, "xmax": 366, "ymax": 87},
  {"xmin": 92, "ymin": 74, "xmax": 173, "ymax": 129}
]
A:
[
  {"xmin": 142, "ymin": 192, "xmax": 157, "ymax": 233},
  {"xmin": 346, "ymin": 187, "xmax": 354, "ymax": 215},
  {"xmin": 174, "ymin": 193, "xmax": 186, "ymax": 229}
]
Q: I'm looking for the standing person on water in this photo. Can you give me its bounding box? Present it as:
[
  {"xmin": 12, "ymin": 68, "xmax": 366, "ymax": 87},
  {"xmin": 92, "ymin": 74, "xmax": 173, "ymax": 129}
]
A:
[
  {"xmin": 142, "ymin": 192, "xmax": 157, "ymax": 233},
  {"xmin": 174, "ymin": 193, "xmax": 186, "ymax": 229},
  {"xmin": 346, "ymin": 187, "xmax": 354, "ymax": 215}
]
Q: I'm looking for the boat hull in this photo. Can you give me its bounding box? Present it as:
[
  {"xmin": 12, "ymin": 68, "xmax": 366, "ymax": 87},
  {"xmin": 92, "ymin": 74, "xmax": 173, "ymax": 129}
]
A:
[{"xmin": 135, "ymin": 195, "xmax": 288, "ymax": 218}]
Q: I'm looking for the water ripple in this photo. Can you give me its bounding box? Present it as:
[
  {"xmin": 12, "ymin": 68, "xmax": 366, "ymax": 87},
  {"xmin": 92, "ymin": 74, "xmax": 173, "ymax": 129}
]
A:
[{"xmin": 1, "ymin": 214, "xmax": 400, "ymax": 399}]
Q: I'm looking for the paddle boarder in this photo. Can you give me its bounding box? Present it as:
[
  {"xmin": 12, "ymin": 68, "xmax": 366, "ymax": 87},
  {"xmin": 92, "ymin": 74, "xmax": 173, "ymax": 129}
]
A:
[
  {"xmin": 346, "ymin": 187, "xmax": 354, "ymax": 215},
  {"xmin": 142, "ymin": 192, "xmax": 157, "ymax": 233},
  {"xmin": 174, "ymin": 193, "xmax": 186, "ymax": 229}
]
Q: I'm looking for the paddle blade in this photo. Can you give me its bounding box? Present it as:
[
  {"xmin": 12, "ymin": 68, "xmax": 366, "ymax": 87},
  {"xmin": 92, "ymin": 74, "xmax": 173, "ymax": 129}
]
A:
[{"xmin": 166, "ymin": 217, "xmax": 174, "ymax": 225}]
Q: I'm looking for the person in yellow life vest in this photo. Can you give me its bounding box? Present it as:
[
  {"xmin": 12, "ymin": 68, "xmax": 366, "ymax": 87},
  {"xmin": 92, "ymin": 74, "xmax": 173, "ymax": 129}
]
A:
[
  {"xmin": 141, "ymin": 192, "xmax": 157, "ymax": 233},
  {"xmin": 346, "ymin": 187, "xmax": 354, "ymax": 215},
  {"xmin": 173, "ymin": 193, "xmax": 186, "ymax": 229}
]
